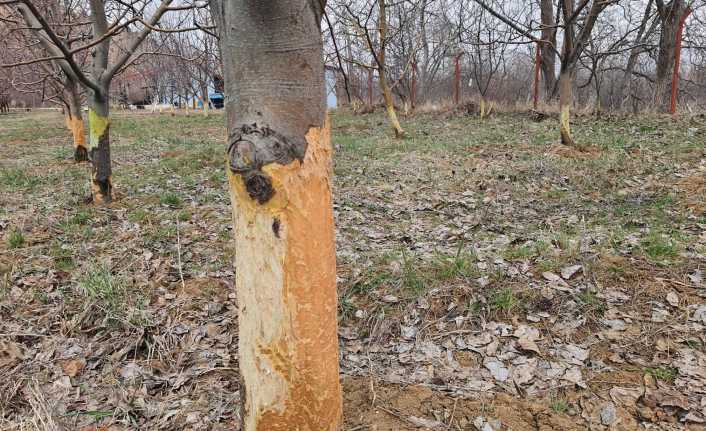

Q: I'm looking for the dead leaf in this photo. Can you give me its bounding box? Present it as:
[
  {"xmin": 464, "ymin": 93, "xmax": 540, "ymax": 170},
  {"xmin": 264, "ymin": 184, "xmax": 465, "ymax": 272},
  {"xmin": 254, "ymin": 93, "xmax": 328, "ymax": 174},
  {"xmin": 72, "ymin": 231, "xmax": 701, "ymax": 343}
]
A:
[
  {"xmin": 666, "ymin": 291, "xmax": 679, "ymax": 307},
  {"xmin": 408, "ymin": 416, "xmax": 445, "ymax": 428},
  {"xmin": 0, "ymin": 341, "xmax": 24, "ymax": 367},
  {"xmin": 61, "ymin": 358, "xmax": 86, "ymax": 377},
  {"xmin": 561, "ymin": 264, "xmax": 582, "ymax": 280},
  {"xmin": 609, "ymin": 387, "xmax": 643, "ymax": 406}
]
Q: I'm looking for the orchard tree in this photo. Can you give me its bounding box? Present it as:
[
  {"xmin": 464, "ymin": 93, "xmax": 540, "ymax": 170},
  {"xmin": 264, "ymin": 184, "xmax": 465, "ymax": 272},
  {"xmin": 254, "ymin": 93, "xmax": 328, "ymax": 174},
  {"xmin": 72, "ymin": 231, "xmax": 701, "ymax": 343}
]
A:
[
  {"xmin": 2, "ymin": 9, "xmax": 91, "ymax": 161},
  {"xmin": 340, "ymin": 0, "xmax": 407, "ymax": 137},
  {"xmin": 210, "ymin": 0, "xmax": 342, "ymax": 429},
  {"xmin": 4, "ymin": 0, "xmax": 198, "ymax": 203}
]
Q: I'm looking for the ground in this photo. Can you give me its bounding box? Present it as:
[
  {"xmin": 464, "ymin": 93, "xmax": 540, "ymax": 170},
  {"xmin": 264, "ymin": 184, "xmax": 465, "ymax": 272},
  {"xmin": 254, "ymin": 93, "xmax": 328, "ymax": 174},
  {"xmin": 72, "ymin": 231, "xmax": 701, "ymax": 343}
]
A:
[{"xmin": 0, "ymin": 108, "xmax": 705, "ymax": 430}]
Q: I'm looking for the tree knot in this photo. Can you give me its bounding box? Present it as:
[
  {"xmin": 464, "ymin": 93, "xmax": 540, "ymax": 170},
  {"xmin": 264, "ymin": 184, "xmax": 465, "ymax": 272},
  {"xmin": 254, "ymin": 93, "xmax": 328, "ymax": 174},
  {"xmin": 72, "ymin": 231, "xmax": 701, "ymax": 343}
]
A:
[{"xmin": 227, "ymin": 123, "xmax": 303, "ymax": 204}]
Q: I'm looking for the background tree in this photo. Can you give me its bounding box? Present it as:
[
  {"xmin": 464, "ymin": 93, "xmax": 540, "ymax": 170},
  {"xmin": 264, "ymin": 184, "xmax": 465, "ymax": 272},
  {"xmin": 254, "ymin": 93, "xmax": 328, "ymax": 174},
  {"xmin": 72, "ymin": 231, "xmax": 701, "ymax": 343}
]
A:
[
  {"xmin": 1, "ymin": 0, "xmax": 91, "ymax": 160},
  {"xmin": 5, "ymin": 0, "xmax": 198, "ymax": 203}
]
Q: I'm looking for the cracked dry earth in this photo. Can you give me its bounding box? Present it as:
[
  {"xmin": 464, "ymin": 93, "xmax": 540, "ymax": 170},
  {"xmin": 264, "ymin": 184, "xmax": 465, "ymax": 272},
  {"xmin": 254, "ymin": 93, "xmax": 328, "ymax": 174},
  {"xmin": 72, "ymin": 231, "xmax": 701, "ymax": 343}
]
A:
[{"xmin": 1, "ymin": 109, "xmax": 706, "ymax": 430}]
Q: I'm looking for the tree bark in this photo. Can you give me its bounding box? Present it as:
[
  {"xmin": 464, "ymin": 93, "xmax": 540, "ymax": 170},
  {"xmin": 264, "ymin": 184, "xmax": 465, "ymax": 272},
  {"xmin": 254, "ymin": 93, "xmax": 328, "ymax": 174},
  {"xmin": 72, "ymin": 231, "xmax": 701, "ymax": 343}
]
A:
[
  {"xmin": 670, "ymin": 7, "xmax": 691, "ymax": 114},
  {"xmin": 539, "ymin": 0, "xmax": 557, "ymax": 99},
  {"xmin": 212, "ymin": 1, "xmax": 342, "ymax": 429},
  {"xmin": 559, "ymin": 69, "xmax": 574, "ymax": 146},
  {"xmin": 64, "ymin": 77, "xmax": 88, "ymax": 162},
  {"xmin": 654, "ymin": 0, "xmax": 687, "ymax": 112},
  {"xmin": 201, "ymin": 83, "xmax": 210, "ymax": 117},
  {"xmin": 88, "ymin": 91, "xmax": 112, "ymax": 203}
]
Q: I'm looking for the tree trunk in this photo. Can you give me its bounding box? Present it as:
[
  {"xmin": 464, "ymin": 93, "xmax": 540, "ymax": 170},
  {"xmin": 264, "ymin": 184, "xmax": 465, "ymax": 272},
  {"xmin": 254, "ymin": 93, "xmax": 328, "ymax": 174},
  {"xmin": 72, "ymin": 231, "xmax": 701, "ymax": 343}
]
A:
[
  {"xmin": 377, "ymin": 0, "xmax": 405, "ymax": 138},
  {"xmin": 201, "ymin": 84, "xmax": 210, "ymax": 117},
  {"xmin": 479, "ymin": 96, "xmax": 490, "ymax": 119},
  {"xmin": 65, "ymin": 78, "xmax": 88, "ymax": 162},
  {"xmin": 88, "ymin": 92, "xmax": 112, "ymax": 203},
  {"xmin": 670, "ymin": 7, "xmax": 691, "ymax": 114},
  {"xmin": 559, "ymin": 70, "xmax": 574, "ymax": 147},
  {"xmin": 539, "ymin": 0, "xmax": 557, "ymax": 99},
  {"xmin": 379, "ymin": 67, "xmax": 405, "ymax": 138},
  {"xmin": 212, "ymin": 1, "xmax": 342, "ymax": 429},
  {"xmin": 654, "ymin": 0, "xmax": 687, "ymax": 112}
]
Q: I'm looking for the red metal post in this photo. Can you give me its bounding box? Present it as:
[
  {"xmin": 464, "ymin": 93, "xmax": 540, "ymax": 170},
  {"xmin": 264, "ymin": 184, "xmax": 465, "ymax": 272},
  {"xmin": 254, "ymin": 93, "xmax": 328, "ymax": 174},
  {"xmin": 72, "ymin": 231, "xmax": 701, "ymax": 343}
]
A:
[
  {"xmin": 533, "ymin": 41, "xmax": 542, "ymax": 110},
  {"xmin": 454, "ymin": 54, "xmax": 462, "ymax": 105},
  {"xmin": 368, "ymin": 67, "xmax": 374, "ymax": 107},
  {"xmin": 411, "ymin": 61, "xmax": 417, "ymax": 109},
  {"xmin": 670, "ymin": 7, "xmax": 692, "ymax": 115}
]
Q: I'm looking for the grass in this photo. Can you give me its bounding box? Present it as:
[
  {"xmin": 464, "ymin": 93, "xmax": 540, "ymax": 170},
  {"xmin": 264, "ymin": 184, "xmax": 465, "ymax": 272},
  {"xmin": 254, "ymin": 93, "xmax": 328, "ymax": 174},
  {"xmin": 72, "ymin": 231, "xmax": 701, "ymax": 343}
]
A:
[
  {"xmin": 490, "ymin": 288, "xmax": 517, "ymax": 313},
  {"xmin": 1, "ymin": 105, "xmax": 705, "ymax": 429},
  {"xmin": 160, "ymin": 191, "xmax": 183, "ymax": 207},
  {"xmin": 577, "ymin": 290, "xmax": 606, "ymax": 316},
  {"xmin": 7, "ymin": 228, "xmax": 25, "ymax": 249},
  {"xmin": 128, "ymin": 208, "xmax": 150, "ymax": 223},
  {"xmin": 645, "ymin": 366, "xmax": 679, "ymax": 382},
  {"xmin": 51, "ymin": 243, "xmax": 75, "ymax": 271},
  {"xmin": 78, "ymin": 264, "xmax": 126, "ymax": 311},
  {"xmin": 550, "ymin": 399, "xmax": 569, "ymax": 414},
  {"xmin": 0, "ymin": 167, "xmax": 40, "ymax": 189},
  {"xmin": 641, "ymin": 231, "xmax": 679, "ymax": 261}
]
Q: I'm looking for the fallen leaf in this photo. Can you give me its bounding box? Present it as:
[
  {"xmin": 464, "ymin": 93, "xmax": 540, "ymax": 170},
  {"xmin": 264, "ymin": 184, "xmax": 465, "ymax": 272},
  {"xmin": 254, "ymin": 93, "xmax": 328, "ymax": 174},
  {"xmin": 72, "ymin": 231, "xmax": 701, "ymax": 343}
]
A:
[
  {"xmin": 61, "ymin": 358, "xmax": 86, "ymax": 377},
  {"xmin": 666, "ymin": 291, "xmax": 679, "ymax": 307},
  {"xmin": 561, "ymin": 265, "xmax": 583, "ymax": 280},
  {"xmin": 408, "ymin": 416, "xmax": 445, "ymax": 428}
]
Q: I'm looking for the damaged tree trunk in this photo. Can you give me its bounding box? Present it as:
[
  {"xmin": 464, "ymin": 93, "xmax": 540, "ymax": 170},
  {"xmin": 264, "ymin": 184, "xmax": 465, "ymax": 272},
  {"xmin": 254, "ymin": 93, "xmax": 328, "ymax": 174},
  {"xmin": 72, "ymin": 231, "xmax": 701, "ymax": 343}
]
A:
[
  {"xmin": 556, "ymin": 0, "xmax": 610, "ymax": 148},
  {"xmin": 670, "ymin": 6, "xmax": 691, "ymax": 115},
  {"xmin": 212, "ymin": 0, "xmax": 342, "ymax": 429},
  {"xmin": 64, "ymin": 77, "xmax": 88, "ymax": 162}
]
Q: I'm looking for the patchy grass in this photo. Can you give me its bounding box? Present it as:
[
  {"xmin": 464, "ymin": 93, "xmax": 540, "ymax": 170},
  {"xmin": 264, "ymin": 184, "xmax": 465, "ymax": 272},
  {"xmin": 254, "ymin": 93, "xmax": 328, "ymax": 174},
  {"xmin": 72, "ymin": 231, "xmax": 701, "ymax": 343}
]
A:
[
  {"xmin": 6, "ymin": 228, "xmax": 25, "ymax": 249},
  {"xmin": 78, "ymin": 264, "xmax": 126, "ymax": 310},
  {"xmin": 550, "ymin": 399, "xmax": 569, "ymax": 414},
  {"xmin": 645, "ymin": 366, "xmax": 679, "ymax": 383},
  {"xmin": 159, "ymin": 191, "xmax": 183, "ymax": 207}
]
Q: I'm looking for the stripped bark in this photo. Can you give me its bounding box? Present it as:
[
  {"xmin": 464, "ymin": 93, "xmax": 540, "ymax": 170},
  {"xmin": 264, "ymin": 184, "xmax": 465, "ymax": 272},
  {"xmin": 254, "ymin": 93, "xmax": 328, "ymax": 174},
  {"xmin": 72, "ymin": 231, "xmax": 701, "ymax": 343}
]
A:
[{"xmin": 64, "ymin": 77, "xmax": 88, "ymax": 162}]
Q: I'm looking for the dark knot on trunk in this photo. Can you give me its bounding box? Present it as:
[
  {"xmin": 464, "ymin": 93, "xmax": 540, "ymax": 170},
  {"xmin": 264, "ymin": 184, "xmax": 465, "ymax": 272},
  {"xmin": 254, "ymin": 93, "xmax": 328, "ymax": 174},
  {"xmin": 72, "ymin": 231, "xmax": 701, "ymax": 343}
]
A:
[{"xmin": 227, "ymin": 123, "xmax": 305, "ymax": 205}]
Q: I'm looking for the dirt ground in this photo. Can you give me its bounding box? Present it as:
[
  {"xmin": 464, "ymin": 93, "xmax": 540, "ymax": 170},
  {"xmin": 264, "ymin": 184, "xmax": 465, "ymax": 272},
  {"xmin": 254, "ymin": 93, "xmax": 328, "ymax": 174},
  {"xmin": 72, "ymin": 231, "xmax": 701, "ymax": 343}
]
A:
[{"xmin": 1, "ymin": 109, "xmax": 705, "ymax": 430}]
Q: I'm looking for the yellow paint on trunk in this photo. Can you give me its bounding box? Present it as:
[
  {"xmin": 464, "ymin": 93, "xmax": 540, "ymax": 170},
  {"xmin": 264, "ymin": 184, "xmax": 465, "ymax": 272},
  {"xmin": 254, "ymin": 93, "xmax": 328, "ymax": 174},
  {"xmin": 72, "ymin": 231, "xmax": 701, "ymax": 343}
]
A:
[
  {"xmin": 228, "ymin": 118, "xmax": 341, "ymax": 431},
  {"xmin": 88, "ymin": 109, "xmax": 110, "ymax": 149}
]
